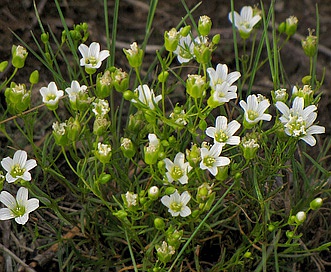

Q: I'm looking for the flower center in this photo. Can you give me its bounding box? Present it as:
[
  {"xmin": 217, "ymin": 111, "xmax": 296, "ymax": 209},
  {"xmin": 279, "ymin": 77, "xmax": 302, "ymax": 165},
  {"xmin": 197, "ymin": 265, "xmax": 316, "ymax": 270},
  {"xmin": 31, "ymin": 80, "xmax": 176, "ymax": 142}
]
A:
[
  {"xmin": 247, "ymin": 110, "xmax": 259, "ymax": 121},
  {"xmin": 170, "ymin": 201, "xmax": 183, "ymax": 212},
  {"xmin": 46, "ymin": 94, "xmax": 56, "ymax": 102},
  {"xmin": 10, "ymin": 164, "xmax": 25, "ymax": 178},
  {"xmin": 203, "ymin": 156, "xmax": 216, "ymax": 168},
  {"xmin": 215, "ymin": 130, "xmax": 228, "ymax": 143},
  {"xmin": 86, "ymin": 56, "xmax": 97, "ymax": 66},
  {"xmin": 12, "ymin": 204, "xmax": 26, "ymax": 217},
  {"xmin": 286, "ymin": 115, "xmax": 306, "ymax": 137},
  {"xmin": 171, "ymin": 166, "xmax": 183, "ymax": 180}
]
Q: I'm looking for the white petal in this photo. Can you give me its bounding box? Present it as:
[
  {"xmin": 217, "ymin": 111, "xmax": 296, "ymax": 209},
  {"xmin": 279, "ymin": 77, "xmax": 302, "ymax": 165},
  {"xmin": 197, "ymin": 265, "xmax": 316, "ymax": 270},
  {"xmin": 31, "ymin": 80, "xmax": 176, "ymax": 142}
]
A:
[
  {"xmin": 15, "ymin": 214, "xmax": 29, "ymax": 225},
  {"xmin": 180, "ymin": 206, "xmax": 191, "ymax": 217},
  {"xmin": 301, "ymin": 135, "xmax": 316, "ymax": 146},
  {"xmin": 227, "ymin": 120, "xmax": 241, "ymax": 135},
  {"xmin": 178, "ymin": 175, "xmax": 188, "ymax": 185},
  {"xmin": 17, "ymin": 187, "xmax": 29, "ymax": 202},
  {"xmin": 215, "ymin": 157, "xmax": 231, "ymax": 167},
  {"xmin": 227, "ymin": 71, "xmax": 241, "ymax": 85},
  {"xmin": 250, "ymin": 15, "xmax": 262, "ymax": 28},
  {"xmin": 26, "ymin": 198, "xmax": 39, "ymax": 213},
  {"xmin": 161, "ymin": 195, "xmax": 170, "ymax": 208},
  {"xmin": 98, "ymin": 50, "xmax": 110, "ymax": 62},
  {"xmin": 227, "ymin": 136, "xmax": 241, "ymax": 145},
  {"xmin": 89, "ymin": 42, "xmax": 100, "ymax": 57},
  {"xmin": 174, "ymin": 152, "xmax": 184, "ymax": 166},
  {"xmin": 5, "ymin": 173, "xmax": 16, "ymax": 183},
  {"xmin": 21, "ymin": 172, "xmax": 32, "ymax": 181},
  {"xmin": 1, "ymin": 157, "xmax": 13, "ymax": 172},
  {"xmin": 163, "ymin": 158, "xmax": 173, "ymax": 171},
  {"xmin": 14, "ymin": 150, "xmax": 27, "ymax": 166},
  {"xmin": 78, "ymin": 44, "xmax": 89, "ymax": 58},
  {"xmin": 180, "ymin": 191, "xmax": 191, "ymax": 205},
  {"xmin": 307, "ymin": 125, "xmax": 325, "ymax": 135},
  {"xmin": 25, "ymin": 159, "xmax": 37, "ymax": 171},
  {"xmin": 215, "ymin": 116, "xmax": 228, "ymax": 131},
  {"xmin": 206, "ymin": 127, "xmax": 216, "ymax": 138},
  {"xmin": 0, "ymin": 191, "xmax": 16, "ymax": 209},
  {"xmin": 0, "ymin": 208, "xmax": 14, "ymax": 220},
  {"xmin": 275, "ymin": 101, "xmax": 290, "ymax": 116}
]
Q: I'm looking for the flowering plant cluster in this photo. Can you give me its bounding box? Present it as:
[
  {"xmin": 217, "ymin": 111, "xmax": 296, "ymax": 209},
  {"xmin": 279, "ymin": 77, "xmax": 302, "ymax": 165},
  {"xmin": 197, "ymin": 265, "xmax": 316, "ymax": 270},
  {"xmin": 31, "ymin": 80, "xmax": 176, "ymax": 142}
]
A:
[{"xmin": 0, "ymin": 2, "xmax": 329, "ymax": 271}]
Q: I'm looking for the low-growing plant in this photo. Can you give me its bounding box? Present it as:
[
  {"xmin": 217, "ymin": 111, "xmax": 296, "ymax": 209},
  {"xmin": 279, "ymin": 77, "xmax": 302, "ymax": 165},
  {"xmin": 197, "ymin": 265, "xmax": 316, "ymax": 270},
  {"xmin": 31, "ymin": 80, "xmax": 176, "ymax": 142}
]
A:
[{"xmin": 0, "ymin": 0, "xmax": 330, "ymax": 271}]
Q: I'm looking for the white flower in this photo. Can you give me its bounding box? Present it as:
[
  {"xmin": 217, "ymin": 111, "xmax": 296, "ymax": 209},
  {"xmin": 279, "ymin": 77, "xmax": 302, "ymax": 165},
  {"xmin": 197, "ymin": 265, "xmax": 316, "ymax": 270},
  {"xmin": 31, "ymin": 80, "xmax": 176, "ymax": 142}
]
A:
[
  {"xmin": 147, "ymin": 133, "xmax": 160, "ymax": 150},
  {"xmin": 228, "ymin": 6, "xmax": 261, "ymax": 36},
  {"xmin": 207, "ymin": 64, "xmax": 241, "ymax": 91},
  {"xmin": 174, "ymin": 35, "xmax": 194, "ymax": 64},
  {"xmin": 125, "ymin": 191, "xmax": 138, "ymax": 207},
  {"xmin": 97, "ymin": 142, "xmax": 112, "ymax": 156},
  {"xmin": 92, "ymin": 99, "xmax": 110, "ymax": 116},
  {"xmin": 78, "ymin": 42, "xmax": 110, "ymax": 69},
  {"xmin": 125, "ymin": 42, "xmax": 139, "ymax": 56},
  {"xmin": 200, "ymin": 143, "xmax": 230, "ymax": 176},
  {"xmin": 52, "ymin": 121, "xmax": 67, "ymax": 135},
  {"xmin": 1, "ymin": 150, "xmax": 37, "ymax": 183},
  {"xmin": 161, "ymin": 190, "xmax": 191, "ymax": 217},
  {"xmin": 65, "ymin": 80, "xmax": 87, "ymax": 103},
  {"xmin": 0, "ymin": 187, "xmax": 39, "ymax": 225},
  {"xmin": 239, "ymin": 94, "xmax": 272, "ymax": 126},
  {"xmin": 39, "ymin": 82, "xmax": 64, "ymax": 107},
  {"xmin": 206, "ymin": 116, "xmax": 241, "ymax": 146},
  {"xmin": 132, "ymin": 84, "xmax": 162, "ymax": 110},
  {"xmin": 275, "ymin": 97, "xmax": 325, "ymax": 146},
  {"xmin": 210, "ymin": 82, "xmax": 238, "ymax": 104},
  {"xmin": 164, "ymin": 152, "xmax": 192, "ymax": 184}
]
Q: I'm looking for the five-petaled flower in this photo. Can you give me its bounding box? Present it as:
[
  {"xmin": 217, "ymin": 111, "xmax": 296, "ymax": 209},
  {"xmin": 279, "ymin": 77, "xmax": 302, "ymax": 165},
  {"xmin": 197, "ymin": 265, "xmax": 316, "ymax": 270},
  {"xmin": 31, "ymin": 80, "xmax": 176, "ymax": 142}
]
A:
[
  {"xmin": 1, "ymin": 150, "xmax": 37, "ymax": 183},
  {"xmin": 78, "ymin": 42, "xmax": 110, "ymax": 70},
  {"xmin": 239, "ymin": 94, "xmax": 272, "ymax": 128},
  {"xmin": 131, "ymin": 84, "xmax": 162, "ymax": 110},
  {"xmin": 275, "ymin": 97, "xmax": 325, "ymax": 146},
  {"xmin": 206, "ymin": 116, "xmax": 241, "ymax": 146},
  {"xmin": 39, "ymin": 81, "xmax": 64, "ymax": 110},
  {"xmin": 161, "ymin": 190, "xmax": 191, "ymax": 217},
  {"xmin": 228, "ymin": 6, "xmax": 261, "ymax": 39},
  {"xmin": 200, "ymin": 143, "xmax": 230, "ymax": 176},
  {"xmin": 0, "ymin": 187, "xmax": 39, "ymax": 225},
  {"xmin": 207, "ymin": 63, "xmax": 241, "ymax": 91},
  {"xmin": 164, "ymin": 152, "xmax": 192, "ymax": 184}
]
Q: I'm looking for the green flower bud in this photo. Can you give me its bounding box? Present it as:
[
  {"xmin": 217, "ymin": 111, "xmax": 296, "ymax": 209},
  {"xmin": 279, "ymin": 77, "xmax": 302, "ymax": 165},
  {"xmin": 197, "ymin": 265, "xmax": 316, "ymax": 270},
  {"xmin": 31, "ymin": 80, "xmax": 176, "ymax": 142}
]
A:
[
  {"xmin": 302, "ymin": 75, "xmax": 311, "ymax": 85},
  {"xmin": 112, "ymin": 68, "xmax": 129, "ymax": 93},
  {"xmin": 158, "ymin": 71, "xmax": 169, "ymax": 83},
  {"xmin": 52, "ymin": 121, "xmax": 68, "ymax": 146},
  {"xmin": 154, "ymin": 217, "xmax": 165, "ymax": 230},
  {"xmin": 12, "ymin": 45, "xmax": 28, "ymax": 68},
  {"xmin": 212, "ymin": 34, "xmax": 220, "ymax": 45},
  {"xmin": 41, "ymin": 32, "xmax": 49, "ymax": 44},
  {"xmin": 148, "ymin": 186, "xmax": 159, "ymax": 200},
  {"xmin": 302, "ymin": 29, "xmax": 318, "ymax": 57},
  {"xmin": 191, "ymin": 209, "xmax": 200, "ymax": 218},
  {"xmin": 66, "ymin": 116, "xmax": 81, "ymax": 142},
  {"xmin": 198, "ymin": 15, "xmax": 212, "ymax": 36},
  {"xmin": 98, "ymin": 173, "xmax": 111, "ymax": 184},
  {"xmin": 113, "ymin": 209, "xmax": 129, "ymax": 221},
  {"xmin": 268, "ymin": 224, "xmax": 276, "ymax": 232},
  {"xmin": 123, "ymin": 42, "xmax": 144, "ymax": 68},
  {"xmin": 203, "ymin": 192, "xmax": 215, "ymax": 211},
  {"xmin": 186, "ymin": 144, "xmax": 201, "ymax": 166},
  {"xmin": 164, "ymin": 186, "xmax": 176, "ymax": 195},
  {"xmin": 120, "ymin": 137, "xmax": 136, "ymax": 159},
  {"xmin": 286, "ymin": 230, "xmax": 294, "ymax": 239},
  {"xmin": 95, "ymin": 142, "xmax": 112, "ymax": 164},
  {"xmin": 285, "ymin": 16, "xmax": 298, "ymax": 36},
  {"xmin": 310, "ymin": 197, "xmax": 323, "ymax": 210},
  {"xmin": 156, "ymin": 241, "xmax": 175, "ymax": 264},
  {"xmin": 186, "ymin": 74, "xmax": 207, "ymax": 98},
  {"xmin": 278, "ymin": 22, "xmax": 286, "ymax": 34},
  {"xmin": 4, "ymin": 82, "xmax": 31, "ymax": 114},
  {"xmin": 95, "ymin": 71, "xmax": 113, "ymax": 98},
  {"xmin": 93, "ymin": 116, "xmax": 110, "ymax": 136},
  {"xmin": 29, "ymin": 70, "xmax": 39, "ymax": 84},
  {"xmin": 180, "ymin": 26, "xmax": 191, "ymax": 37},
  {"xmin": 194, "ymin": 43, "xmax": 211, "ymax": 64},
  {"xmin": 271, "ymin": 88, "xmax": 288, "ymax": 103},
  {"xmin": 164, "ymin": 28, "xmax": 179, "ymax": 52},
  {"xmin": 243, "ymin": 251, "xmax": 252, "ymax": 258},
  {"xmin": 241, "ymin": 137, "xmax": 259, "ymax": 161},
  {"xmin": 0, "ymin": 61, "xmax": 8, "ymax": 72},
  {"xmin": 123, "ymin": 90, "xmax": 134, "ymax": 100},
  {"xmin": 85, "ymin": 67, "xmax": 97, "ymax": 75}
]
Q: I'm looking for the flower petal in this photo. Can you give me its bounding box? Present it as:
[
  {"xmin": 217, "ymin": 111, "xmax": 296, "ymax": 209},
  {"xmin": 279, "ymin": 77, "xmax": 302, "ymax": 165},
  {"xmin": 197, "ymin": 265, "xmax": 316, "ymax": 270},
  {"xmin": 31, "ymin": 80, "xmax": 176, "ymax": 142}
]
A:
[
  {"xmin": 1, "ymin": 157, "xmax": 13, "ymax": 172},
  {"xmin": 15, "ymin": 214, "xmax": 29, "ymax": 225},
  {"xmin": 0, "ymin": 191, "xmax": 16, "ymax": 209},
  {"xmin": 0, "ymin": 208, "xmax": 14, "ymax": 220},
  {"xmin": 14, "ymin": 150, "xmax": 27, "ymax": 167},
  {"xmin": 26, "ymin": 198, "xmax": 39, "ymax": 213}
]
